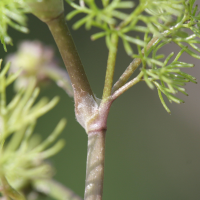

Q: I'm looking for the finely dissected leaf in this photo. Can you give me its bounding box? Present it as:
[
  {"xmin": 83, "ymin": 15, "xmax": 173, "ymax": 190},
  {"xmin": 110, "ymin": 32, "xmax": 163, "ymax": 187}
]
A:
[
  {"xmin": 141, "ymin": 44, "xmax": 198, "ymax": 112},
  {"xmin": 66, "ymin": 0, "xmax": 186, "ymax": 55},
  {"xmin": 0, "ymin": 61, "xmax": 66, "ymax": 196},
  {"xmin": 66, "ymin": 0, "xmax": 200, "ymax": 113},
  {"xmin": 157, "ymin": 88, "xmax": 171, "ymax": 114},
  {"xmin": 0, "ymin": 0, "xmax": 28, "ymax": 51},
  {"xmin": 91, "ymin": 32, "xmax": 107, "ymax": 41}
]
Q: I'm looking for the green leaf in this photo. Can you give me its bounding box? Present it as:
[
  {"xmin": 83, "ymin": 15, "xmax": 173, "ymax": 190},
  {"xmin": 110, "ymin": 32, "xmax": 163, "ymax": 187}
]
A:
[
  {"xmin": 143, "ymin": 70, "xmax": 154, "ymax": 89},
  {"xmin": 122, "ymin": 37, "xmax": 133, "ymax": 56},
  {"xmin": 0, "ymin": 0, "xmax": 28, "ymax": 50},
  {"xmin": 91, "ymin": 32, "xmax": 107, "ymax": 41},
  {"xmin": 73, "ymin": 15, "xmax": 91, "ymax": 29},
  {"xmin": 116, "ymin": 1, "xmax": 135, "ymax": 9},
  {"xmin": 66, "ymin": 9, "xmax": 83, "ymax": 20},
  {"xmin": 157, "ymin": 88, "xmax": 171, "ymax": 114},
  {"xmin": 123, "ymin": 35, "xmax": 145, "ymax": 46}
]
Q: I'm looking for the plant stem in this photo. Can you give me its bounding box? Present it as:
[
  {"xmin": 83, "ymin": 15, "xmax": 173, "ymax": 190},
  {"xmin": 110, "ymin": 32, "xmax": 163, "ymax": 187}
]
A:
[
  {"xmin": 102, "ymin": 33, "xmax": 119, "ymax": 101},
  {"xmin": 46, "ymin": 13, "xmax": 94, "ymax": 104},
  {"xmin": 84, "ymin": 130, "xmax": 106, "ymax": 200},
  {"xmin": 46, "ymin": 10, "xmax": 109, "ymax": 200},
  {"xmin": 112, "ymin": 36, "xmax": 159, "ymax": 93},
  {"xmin": 112, "ymin": 71, "xmax": 144, "ymax": 100},
  {"xmin": 33, "ymin": 179, "xmax": 82, "ymax": 200},
  {"xmin": 112, "ymin": 15, "xmax": 190, "ymax": 94}
]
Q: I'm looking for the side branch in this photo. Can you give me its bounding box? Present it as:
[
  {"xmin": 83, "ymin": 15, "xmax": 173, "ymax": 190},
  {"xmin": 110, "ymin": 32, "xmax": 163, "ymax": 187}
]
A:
[
  {"xmin": 112, "ymin": 15, "xmax": 189, "ymax": 94},
  {"xmin": 112, "ymin": 36, "xmax": 159, "ymax": 94},
  {"xmin": 112, "ymin": 71, "xmax": 143, "ymax": 100}
]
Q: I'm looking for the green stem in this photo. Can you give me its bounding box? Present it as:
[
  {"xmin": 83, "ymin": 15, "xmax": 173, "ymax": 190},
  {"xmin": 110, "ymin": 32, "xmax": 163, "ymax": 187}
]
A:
[
  {"xmin": 113, "ymin": 14, "xmax": 188, "ymax": 94},
  {"xmin": 33, "ymin": 179, "xmax": 82, "ymax": 200},
  {"xmin": 46, "ymin": 13, "xmax": 94, "ymax": 103},
  {"xmin": 102, "ymin": 33, "xmax": 119, "ymax": 101},
  {"xmin": 112, "ymin": 71, "xmax": 144, "ymax": 100},
  {"xmin": 84, "ymin": 130, "xmax": 106, "ymax": 200}
]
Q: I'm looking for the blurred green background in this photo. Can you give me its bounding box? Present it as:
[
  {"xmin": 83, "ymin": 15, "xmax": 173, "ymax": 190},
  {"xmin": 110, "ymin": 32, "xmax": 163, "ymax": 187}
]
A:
[{"xmin": 1, "ymin": 1, "xmax": 200, "ymax": 200}]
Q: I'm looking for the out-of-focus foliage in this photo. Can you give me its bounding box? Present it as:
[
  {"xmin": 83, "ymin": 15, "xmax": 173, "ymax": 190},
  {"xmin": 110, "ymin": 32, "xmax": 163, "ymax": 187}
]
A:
[
  {"xmin": 6, "ymin": 41, "xmax": 73, "ymax": 97},
  {"xmin": 0, "ymin": 60, "xmax": 66, "ymax": 199},
  {"xmin": 0, "ymin": 0, "xmax": 28, "ymax": 51}
]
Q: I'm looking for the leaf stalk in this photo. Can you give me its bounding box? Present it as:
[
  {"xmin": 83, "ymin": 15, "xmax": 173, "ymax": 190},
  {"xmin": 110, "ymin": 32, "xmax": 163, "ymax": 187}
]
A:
[
  {"xmin": 112, "ymin": 71, "xmax": 144, "ymax": 100},
  {"xmin": 102, "ymin": 33, "xmax": 119, "ymax": 101}
]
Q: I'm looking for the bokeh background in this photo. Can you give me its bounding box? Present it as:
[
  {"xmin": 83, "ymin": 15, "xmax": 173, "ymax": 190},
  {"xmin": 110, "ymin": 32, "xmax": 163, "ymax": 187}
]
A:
[{"xmin": 1, "ymin": 1, "xmax": 200, "ymax": 200}]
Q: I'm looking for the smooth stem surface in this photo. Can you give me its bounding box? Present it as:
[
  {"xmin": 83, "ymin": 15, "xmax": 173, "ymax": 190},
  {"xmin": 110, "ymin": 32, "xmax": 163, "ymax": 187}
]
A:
[
  {"xmin": 46, "ymin": 13, "xmax": 94, "ymax": 101},
  {"xmin": 112, "ymin": 71, "xmax": 144, "ymax": 100},
  {"xmin": 84, "ymin": 130, "xmax": 106, "ymax": 200},
  {"xmin": 102, "ymin": 33, "xmax": 119, "ymax": 100},
  {"xmin": 33, "ymin": 179, "xmax": 82, "ymax": 200}
]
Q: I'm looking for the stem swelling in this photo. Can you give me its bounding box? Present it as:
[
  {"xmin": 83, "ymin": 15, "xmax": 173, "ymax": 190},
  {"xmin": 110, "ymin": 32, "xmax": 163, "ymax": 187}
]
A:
[{"xmin": 84, "ymin": 130, "xmax": 106, "ymax": 200}]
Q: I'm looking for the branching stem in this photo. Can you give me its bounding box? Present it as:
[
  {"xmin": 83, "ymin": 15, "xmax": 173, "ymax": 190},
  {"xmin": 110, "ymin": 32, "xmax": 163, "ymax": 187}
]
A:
[
  {"xmin": 112, "ymin": 37, "xmax": 159, "ymax": 94},
  {"xmin": 112, "ymin": 14, "xmax": 189, "ymax": 95}
]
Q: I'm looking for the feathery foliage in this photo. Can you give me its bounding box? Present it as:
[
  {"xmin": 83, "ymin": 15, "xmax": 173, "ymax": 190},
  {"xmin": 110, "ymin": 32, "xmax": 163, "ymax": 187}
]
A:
[
  {"xmin": 0, "ymin": 0, "xmax": 199, "ymax": 199},
  {"xmin": 66, "ymin": 0, "xmax": 200, "ymax": 113},
  {"xmin": 0, "ymin": 0, "xmax": 28, "ymax": 51},
  {"xmin": 0, "ymin": 60, "xmax": 66, "ymax": 199},
  {"xmin": 139, "ymin": 0, "xmax": 200, "ymax": 113},
  {"xmin": 0, "ymin": 0, "xmax": 199, "ymax": 112},
  {"xmin": 66, "ymin": 0, "xmax": 184, "ymax": 52}
]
